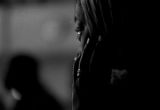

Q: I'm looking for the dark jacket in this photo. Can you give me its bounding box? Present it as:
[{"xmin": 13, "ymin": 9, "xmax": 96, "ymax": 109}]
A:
[{"xmin": 73, "ymin": 38, "xmax": 128, "ymax": 110}]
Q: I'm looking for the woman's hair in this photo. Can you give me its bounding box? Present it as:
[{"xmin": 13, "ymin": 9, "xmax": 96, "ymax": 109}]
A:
[
  {"xmin": 75, "ymin": 0, "xmax": 113, "ymax": 41},
  {"xmin": 75, "ymin": 0, "xmax": 128, "ymax": 71}
]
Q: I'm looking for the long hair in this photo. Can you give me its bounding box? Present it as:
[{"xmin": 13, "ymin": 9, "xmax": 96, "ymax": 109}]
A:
[
  {"xmin": 76, "ymin": 0, "xmax": 113, "ymax": 42},
  {"xmin": 73, "ymin": 1, "xmax": 128, "ymax": 110},
  {"xmin": 74, "ymin": 0, "xmax": 114, "ymax": 73},
  {"xmin": 75, "ymin": 0, "xmax": 128, "ymax": 70}
]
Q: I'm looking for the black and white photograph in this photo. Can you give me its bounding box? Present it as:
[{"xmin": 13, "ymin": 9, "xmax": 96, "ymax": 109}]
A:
[{"xmin": 0, "ymin": 0, "xmax": 129, "ymax": 110}]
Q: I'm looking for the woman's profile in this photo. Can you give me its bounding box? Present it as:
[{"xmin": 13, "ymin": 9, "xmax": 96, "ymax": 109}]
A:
[{"xmin": 72, "ymin": 0, "xmax": 128, "ymax": 110}]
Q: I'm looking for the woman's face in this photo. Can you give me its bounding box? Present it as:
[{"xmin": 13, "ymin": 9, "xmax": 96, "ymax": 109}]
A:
[{"xmin": 74, "ymin": 3, "xmax": 89, "ymax": 50}]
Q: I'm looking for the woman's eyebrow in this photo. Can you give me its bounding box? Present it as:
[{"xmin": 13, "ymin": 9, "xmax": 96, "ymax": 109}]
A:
[
  {"xmin": 74, "ymin": 15, "xmax": 82, "ymax": 23},
  {"xmin": 75, "ymin": 16, "xmax": 85, "ymax": 27}
]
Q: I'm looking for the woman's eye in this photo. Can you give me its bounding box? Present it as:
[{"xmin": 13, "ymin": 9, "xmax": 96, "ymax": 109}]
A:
[
  {"xmin": 75, "ymin": 27, "xmax": 82, "ymax": 32},
  {"xmin": 75, "ymin": 27, "xmax": 83, "ymax": 40},
  {"xmin": 77, "ymin": 31, "xmax": 81, "ymax": 35},
  {"xmin": 76, "ymin": 31, "xmax": 82, "ymax": 41}
]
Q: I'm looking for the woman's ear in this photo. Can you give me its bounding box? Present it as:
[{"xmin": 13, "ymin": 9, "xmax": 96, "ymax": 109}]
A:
[{"xmin": 11, "ymin": 88, "xmax": 21, "ymax": 101}]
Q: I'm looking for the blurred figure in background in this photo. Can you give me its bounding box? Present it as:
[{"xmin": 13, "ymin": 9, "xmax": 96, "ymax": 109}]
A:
[
  {"xmin": 0, "ymin": 99, "xmax": 5, "ymax": 110},
  {"xmin": 72, "ymin": 0, "xmax": 128, "ymax": 110},
  {"xmin": 4, "ymin": 54, "xmax": 63, "ymax": 110}
]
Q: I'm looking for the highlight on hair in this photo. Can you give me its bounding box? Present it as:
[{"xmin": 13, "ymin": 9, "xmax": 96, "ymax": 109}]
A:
[{"xmin": 75, "ymin": 0, "xmax": 113, "ymax": 40}]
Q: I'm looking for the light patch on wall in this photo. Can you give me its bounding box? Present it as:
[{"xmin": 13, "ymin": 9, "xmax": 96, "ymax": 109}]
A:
[
  {"xmin": 41, "ymin": 20, "xmax": 60, "ymax": 43},
  {"xmin": 9, "ymin": 3, "xmax": 75, "ymax": 53}
]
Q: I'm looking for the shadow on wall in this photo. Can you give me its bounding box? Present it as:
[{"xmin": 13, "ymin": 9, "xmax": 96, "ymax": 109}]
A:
[
  {"xmin": 0, "ymin": 50, "xmax": 74, "ymax": 110},
  {"xmin": 3, "ymin": 53, "xmax": 64, "ymax": 110}
]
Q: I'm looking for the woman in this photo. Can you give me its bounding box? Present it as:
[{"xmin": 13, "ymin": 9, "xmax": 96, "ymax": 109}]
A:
[{"xmin": 72, "ymin": 0, "xmax": 128, "ymax": 110}]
